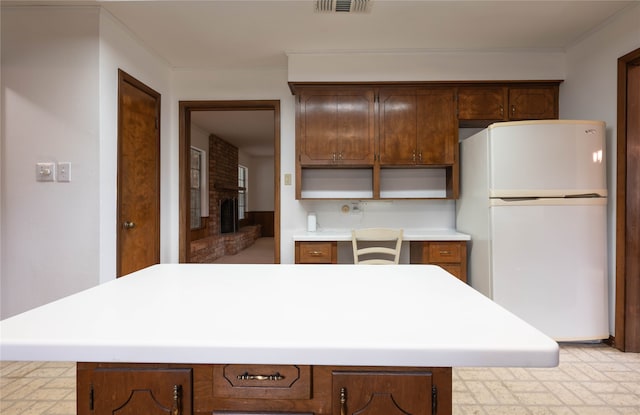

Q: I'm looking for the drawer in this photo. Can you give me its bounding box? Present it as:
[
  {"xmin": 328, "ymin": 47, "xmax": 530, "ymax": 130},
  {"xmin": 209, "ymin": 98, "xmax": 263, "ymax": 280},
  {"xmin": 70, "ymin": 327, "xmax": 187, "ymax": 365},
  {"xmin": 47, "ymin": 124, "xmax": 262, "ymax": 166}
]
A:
[
  {"xmin": 296, "ymin": 241, "xmax": 336, "ymax": 264},
  {"xmin": 213, "ymin": 364, "xmax": 311, "ymax": 399},
  {"xmin": 428, "ymin": 242, "xmax": 463, "ymax": 263}
]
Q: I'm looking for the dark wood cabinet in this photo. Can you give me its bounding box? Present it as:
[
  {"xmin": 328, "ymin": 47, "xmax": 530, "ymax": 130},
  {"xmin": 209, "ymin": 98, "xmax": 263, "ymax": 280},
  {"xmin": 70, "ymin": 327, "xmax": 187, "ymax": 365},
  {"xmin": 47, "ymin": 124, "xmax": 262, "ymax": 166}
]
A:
[
  {"xmin": 77, "ymin": 365, "xmax": 192, "ymax": 415},
  {"xmin": 290, "ymin": 80, "xmax": 561, "ymax": 200},
  {"xmin": 296, "ymin": 87, "xmax": 375, "ymax": 166},
  {"xmin": 508, "ymin": 86, "xmax": 558, "ymax": 120},
  {"xmin": 378, "ymin": 88, "xmax": 457, "ymax": 166},
  {"xmin": 457, "ymin": 83, "xmax": 559, "ymax": 127},
  {"xmin": 78, "ymin": 363, "xmax": 452, "ymax": 415},
  {"xmin": 410, "ymin": 241, "xmax": 468, "ymax": 283},
  {"xmin": 457, "ymin": 86, "xmax": 508, "ymax": 125},
  {"xmin": 333, "ymin": 370, "xmax": 441, "ymax": 415}
]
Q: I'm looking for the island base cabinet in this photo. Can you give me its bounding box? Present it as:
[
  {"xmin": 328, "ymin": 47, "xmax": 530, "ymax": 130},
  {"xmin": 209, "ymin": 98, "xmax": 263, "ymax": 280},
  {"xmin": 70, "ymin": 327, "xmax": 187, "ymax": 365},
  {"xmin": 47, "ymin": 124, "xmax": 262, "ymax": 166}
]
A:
[
  {"xmin": 333, "ymin": 369, "xmax": 451, "ymax": 415},
  {"xmin": 78, "ymin": 364, "xmax": 452, "ymax": 415},
  {"xmin": 77, "ymin": 364, "xmax": 193, "ymax": 415}
]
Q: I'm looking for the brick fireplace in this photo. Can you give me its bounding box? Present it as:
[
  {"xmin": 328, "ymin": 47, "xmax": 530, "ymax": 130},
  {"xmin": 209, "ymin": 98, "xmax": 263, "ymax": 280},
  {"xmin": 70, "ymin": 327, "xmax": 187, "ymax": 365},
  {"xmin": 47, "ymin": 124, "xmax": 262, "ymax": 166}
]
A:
[{"xmin": 189, "ymin": 134, "xmax": 260, "ymax": 263}]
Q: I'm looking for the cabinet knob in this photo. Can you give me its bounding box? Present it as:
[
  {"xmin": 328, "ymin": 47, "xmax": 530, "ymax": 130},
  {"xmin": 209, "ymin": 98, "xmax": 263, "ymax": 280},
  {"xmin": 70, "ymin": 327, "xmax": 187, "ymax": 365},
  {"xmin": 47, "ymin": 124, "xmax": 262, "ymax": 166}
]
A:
[{"xmin": 123, "ymin": 221, "xmax": 136, "ymax": 230}]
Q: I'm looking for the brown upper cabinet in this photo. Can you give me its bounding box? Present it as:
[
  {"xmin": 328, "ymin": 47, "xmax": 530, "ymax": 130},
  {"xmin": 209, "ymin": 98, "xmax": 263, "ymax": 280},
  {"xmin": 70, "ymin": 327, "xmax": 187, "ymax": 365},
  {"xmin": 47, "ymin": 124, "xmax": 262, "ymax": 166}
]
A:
[
  {"xmin": 378, "ymin": 87, "xmax": 457, "ymax": 166},
  {"xmin": 457, "ymin": 83, "xmax": 559, "ymax": 127},
  {"xmin": 296, "ymin": 87, "xmax": 375, "ymax": 166},
  {"xmin": 508, "ymin": 86, "xmax": 558, "ymax": 120},
  {"xmin": 289, "ymin": 80, "xmax": 561, "ymax": 200}
]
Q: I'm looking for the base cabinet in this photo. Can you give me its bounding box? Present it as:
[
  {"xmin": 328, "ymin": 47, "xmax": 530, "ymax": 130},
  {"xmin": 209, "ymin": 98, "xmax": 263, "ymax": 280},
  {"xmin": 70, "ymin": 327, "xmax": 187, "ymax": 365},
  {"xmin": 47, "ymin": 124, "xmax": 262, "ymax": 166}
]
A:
[
  {"xmin": 410, "ymin": 241, "xmax": 468, "ymax": 283},
  {"xmin": 78, "ymin": 363, "xmax": 452, "ymax": 415}
]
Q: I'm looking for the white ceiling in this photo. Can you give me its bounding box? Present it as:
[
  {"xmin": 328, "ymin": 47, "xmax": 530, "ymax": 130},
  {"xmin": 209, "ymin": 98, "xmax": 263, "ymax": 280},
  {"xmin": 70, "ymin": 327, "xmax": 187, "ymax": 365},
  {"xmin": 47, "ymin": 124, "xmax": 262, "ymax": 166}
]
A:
[{"xmin": 5, "ymin": 1, "xmax": 635, "ymax": 155}]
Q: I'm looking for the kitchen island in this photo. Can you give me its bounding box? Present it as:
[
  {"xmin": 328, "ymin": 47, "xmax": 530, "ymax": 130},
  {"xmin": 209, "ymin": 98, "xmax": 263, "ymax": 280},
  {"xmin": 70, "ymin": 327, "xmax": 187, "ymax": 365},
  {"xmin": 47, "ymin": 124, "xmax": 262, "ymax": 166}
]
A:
[{"xmin": 0, "ymin": 264, "xmax": 557, "ymax": 415}]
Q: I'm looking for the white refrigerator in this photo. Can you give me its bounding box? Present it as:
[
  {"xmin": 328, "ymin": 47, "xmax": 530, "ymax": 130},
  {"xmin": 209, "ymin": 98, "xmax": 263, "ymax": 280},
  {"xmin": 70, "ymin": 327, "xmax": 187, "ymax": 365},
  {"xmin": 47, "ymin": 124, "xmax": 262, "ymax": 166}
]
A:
[{"xmin": 456, "ymin": 120, "xmax": 609, "ymax": 341}]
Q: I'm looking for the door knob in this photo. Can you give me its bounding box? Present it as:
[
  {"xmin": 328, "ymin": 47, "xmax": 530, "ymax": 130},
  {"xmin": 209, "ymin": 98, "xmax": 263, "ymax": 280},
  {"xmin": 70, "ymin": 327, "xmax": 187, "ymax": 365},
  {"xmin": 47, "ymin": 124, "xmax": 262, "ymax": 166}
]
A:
[{"xmin": 123, "ymin": 221, "xmax": 136, "ymax": 229}]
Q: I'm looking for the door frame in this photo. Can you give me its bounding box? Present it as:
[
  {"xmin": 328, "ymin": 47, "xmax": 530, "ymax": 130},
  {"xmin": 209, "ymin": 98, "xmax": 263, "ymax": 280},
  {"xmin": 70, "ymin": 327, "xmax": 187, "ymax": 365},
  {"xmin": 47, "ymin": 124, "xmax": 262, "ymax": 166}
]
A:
[
  {"xmin": 117, "ymin": 69, "xmax": 161, "ymax": 277},
  {"xmin": 615, "ymin": 47, "xmax": 640, "ymax": 351},
  {"xmin": 178, "ymin": 100, "xmax": 281, "ymax": 263}
]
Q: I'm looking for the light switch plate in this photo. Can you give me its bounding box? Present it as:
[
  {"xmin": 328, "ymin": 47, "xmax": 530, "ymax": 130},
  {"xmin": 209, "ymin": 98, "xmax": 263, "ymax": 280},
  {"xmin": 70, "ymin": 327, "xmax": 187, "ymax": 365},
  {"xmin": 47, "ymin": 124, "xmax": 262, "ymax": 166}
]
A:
[
  {"xmin": 57, "ymin": 162, "xmax": 71, "ymax": 182},
  {"xmin": 36, "ymin": 162, "xmax": 55, "ymax": 182}
]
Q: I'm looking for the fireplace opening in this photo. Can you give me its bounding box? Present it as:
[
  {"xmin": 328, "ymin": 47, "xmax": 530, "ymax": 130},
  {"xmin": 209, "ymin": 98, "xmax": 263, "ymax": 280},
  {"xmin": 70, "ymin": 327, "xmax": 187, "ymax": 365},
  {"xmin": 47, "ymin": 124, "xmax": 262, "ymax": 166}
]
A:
[{"xmin": 220, "ymin": 198, "xmax": 238, "ymax": 234}]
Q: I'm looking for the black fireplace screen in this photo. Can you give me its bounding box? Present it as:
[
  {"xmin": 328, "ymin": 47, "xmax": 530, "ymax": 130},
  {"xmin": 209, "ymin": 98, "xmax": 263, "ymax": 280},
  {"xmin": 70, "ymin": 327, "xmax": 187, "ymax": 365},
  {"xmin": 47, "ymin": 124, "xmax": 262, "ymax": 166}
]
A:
[{"xmin": 220, "ymin": 198, "xmax": 238, "ymax": 234}]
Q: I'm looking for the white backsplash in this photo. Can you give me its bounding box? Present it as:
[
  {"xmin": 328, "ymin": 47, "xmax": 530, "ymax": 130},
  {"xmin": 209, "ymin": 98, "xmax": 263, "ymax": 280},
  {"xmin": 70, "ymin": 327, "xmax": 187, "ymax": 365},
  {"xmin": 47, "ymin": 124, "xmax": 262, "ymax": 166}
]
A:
[{"xmin": 299, "ymin": 199, "xmax": 456, "ymax": 231}]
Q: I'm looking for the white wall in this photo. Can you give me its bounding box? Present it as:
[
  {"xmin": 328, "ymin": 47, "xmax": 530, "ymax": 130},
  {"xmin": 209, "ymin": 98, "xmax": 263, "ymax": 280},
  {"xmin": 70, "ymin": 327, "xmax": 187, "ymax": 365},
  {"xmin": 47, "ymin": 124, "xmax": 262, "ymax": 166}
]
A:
[
  {"xmin": 561, "ymin": 2, "xmax": 640, "ymax": 333},
  {"xmin": 238, "ymin": 151, "xmax": 275, "ymax": 213},
  {"xmin": 1, "ymin": 7, "xmax": 101, "ymax": 318},
  {"xmin": 0, "ymin": 7, "xmax": 173, "ymax": 318}
]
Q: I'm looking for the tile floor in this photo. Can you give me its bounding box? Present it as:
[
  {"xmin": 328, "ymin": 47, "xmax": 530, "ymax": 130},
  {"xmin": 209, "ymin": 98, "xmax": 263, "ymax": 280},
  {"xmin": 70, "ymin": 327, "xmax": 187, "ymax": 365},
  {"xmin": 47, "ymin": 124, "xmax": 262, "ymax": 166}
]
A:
[{"xmin": 1, "ymin": 343, "xmax": 639, "ymax": 415}]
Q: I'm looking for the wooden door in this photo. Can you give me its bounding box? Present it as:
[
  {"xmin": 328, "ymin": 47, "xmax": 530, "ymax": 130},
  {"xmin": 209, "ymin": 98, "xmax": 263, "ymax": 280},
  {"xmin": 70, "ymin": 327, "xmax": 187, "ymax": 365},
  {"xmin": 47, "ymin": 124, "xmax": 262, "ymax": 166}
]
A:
[
  {"xmin": 117, "ymin": 70, "xmax": 161, "ymax": 277},
  {"xmin": 297, "ymin": 88, "xmax": 374, "ymax": 165},
  {"xmin": 333, "ymin": 371, "xmax": 434, "ymax": 415},
  {"xmin": 616, "ymin": 48, "xmax": 640, "ymax": 352},
  {"xmin": 416, "ymin": 88, "xmax": 457, "ymax": 165},
  {"xmin": 378, "ymin": 87, "xmax": 418, "ymax": 165}
]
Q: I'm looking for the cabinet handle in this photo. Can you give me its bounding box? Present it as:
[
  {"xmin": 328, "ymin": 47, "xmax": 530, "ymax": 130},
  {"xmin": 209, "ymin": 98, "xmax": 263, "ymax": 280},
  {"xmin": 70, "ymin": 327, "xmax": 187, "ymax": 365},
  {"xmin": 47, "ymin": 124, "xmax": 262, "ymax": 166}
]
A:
[
  {"xmin": 511, "ymin": 105, "xmax": 516, "ymax": 115},
  {"xmin": 172, "ymin": 384, "xmax": 182, "ymax": 415},
  {"xmin": 418, "ymin": 151, "xmax": 423, "ymax": 162},
  {"xmin": 412, "ymin": 150, "xmax": 416, "ymax": 162},
  {"xmin": 308, "ymin": 251, "xmax": 324, "ymax": 256},
  {"xmin": 237, "ymin": 372, "xmax": 284, "ymax": 381},
  {"xmin": 500, "ymin": 105, "xmax": 504, "ymax": 116},
  {"xmin": 340, "ymin": 387, "xmax": 347, "ymax": 415},
  {"xmin": 439, "ymin": 250, "xmax": 451, "ymax": 255}
]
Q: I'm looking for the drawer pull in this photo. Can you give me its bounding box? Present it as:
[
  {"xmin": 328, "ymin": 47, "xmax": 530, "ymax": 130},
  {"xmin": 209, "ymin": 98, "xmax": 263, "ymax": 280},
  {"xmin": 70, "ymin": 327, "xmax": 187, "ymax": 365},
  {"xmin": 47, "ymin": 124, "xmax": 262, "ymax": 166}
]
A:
[
  {"xmin": 308, "ymin": 251, "xmax": 324, "ymax": 256},
  {"xmin": 237, "ymin": 372, "xmax": 284, "ymax": 381},
  {"xmin": 439, "ymin": 250, "xmax": 451, "ymax": 255}
]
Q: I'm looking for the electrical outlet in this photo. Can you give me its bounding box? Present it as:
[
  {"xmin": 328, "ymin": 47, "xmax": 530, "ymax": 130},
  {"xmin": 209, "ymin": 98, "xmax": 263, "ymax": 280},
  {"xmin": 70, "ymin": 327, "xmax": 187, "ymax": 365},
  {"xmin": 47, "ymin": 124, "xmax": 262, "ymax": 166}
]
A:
[
  {"xmin": 57, "ymin": 162, "xmax": 71, "ymax": 182},
  {"xmin": 36, "ymin": 162, "xmax": 55, "ymax": 182}
]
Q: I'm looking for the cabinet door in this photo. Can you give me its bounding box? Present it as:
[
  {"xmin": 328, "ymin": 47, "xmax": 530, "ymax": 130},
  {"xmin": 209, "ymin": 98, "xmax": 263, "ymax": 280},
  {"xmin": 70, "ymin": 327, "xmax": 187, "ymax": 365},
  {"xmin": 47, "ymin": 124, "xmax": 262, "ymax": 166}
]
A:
[
  {"xmin": 457, "ymin": 87, "xmax": 507, "ymax": 123},
  {"xmin": 297, "ymin": 88, "xmax": 375, "ymax": 166},
  {"xmin": 508, "ymin": 87, "xmax": 557, "ymax": 120},
  {"xmin": 379, "ymin": 88, "xmax": 456, "ymax": 165},
  {"xmin": 333, "ymin": 371, "xmax": 434, "ymax": 415},
  {"xmin": 378, "ymin": 87, "xmax": 419, "ymax": 164},
  {"xmin": 416, "ymin": 89, "xmax": 457, "ymax": 165},
  {"xmin": 87, "ymin": 367, "xmax": 192, "ymax": 415}
]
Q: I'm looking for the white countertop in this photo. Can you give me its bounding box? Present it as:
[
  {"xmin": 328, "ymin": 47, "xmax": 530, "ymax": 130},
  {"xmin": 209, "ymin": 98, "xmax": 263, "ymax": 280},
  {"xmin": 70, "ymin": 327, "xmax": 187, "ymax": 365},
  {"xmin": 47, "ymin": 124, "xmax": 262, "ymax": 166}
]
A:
[
  {"xmin": 293, "ymin": 228, "xmax": 471, "ymax": 241},
  {"xmin": 0, "ymin": 264, "xmax": 556, "ymax": 368}
]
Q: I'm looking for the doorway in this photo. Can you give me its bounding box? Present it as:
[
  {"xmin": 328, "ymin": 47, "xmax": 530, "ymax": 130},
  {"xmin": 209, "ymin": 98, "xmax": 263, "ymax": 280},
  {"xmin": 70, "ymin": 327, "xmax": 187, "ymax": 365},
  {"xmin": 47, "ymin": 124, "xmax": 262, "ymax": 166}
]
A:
[
  {"xmin": 615, "ymin": 47, "xmax": 640, "ymax": 352},
  {"xmin": 117, "ymin": 70, "xmax": 161, "ymax": 277},
  {"xmin": 178, "ymin": 100, "xmax": 281, "ymax": 264}
]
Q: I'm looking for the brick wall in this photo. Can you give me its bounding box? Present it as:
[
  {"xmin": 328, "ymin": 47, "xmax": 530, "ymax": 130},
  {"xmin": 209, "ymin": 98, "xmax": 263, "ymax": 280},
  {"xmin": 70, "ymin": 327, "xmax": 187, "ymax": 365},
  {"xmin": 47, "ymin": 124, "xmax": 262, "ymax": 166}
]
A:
[{"xmin": 205, "ymin": 134, "xmax": 239, "ymax": 236}]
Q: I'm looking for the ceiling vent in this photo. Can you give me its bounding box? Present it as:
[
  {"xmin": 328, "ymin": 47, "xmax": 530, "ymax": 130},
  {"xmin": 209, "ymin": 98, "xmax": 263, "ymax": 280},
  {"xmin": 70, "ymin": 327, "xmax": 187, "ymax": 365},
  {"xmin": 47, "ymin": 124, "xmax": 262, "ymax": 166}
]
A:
[{"xmin": 316, "ymin": 0, "xmax": 372, "ymax": 13}]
